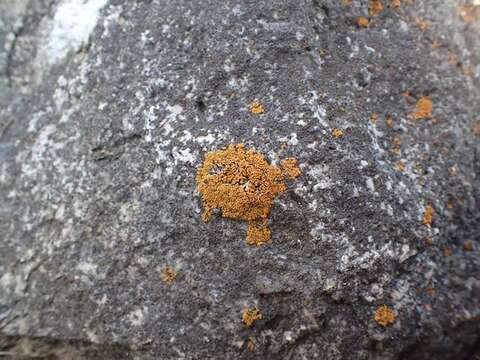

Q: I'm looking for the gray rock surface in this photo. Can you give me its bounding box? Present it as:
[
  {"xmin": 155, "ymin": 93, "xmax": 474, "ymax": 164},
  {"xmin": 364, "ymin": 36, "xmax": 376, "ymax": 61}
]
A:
[{"xmin": 1, "ymin": 0, "xmax": 479, "ymax": 359}]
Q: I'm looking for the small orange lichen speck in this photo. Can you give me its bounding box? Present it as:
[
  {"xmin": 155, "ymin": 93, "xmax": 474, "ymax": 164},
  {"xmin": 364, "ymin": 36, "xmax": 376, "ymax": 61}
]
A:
[
  {"xmin": 242, "ymin": 307, "xmax": 263, "ymax": 328},
  {"xmin": 443, "ymin": 248, "xmax": 453, "ymax": 257},
  {"xmin": 473, "ymin": 122, "xmax": 480, "ymax": 136},
  {"xmin": 370, "ymin": 112, "xmax": 379, "ymax": 123},
  {"xmin": 391, "ymin": 0, "xmax": 401, "ymax": 8},
  {"xmin": 160, "ymin": 266, "xmax": 177, "ymax": 284},
  {"xmin": 422, "ymin": 205, "xmax": 434, "ymax": 227},
  {"xmin": 247, "ymin": 337, "xmax": 255, "ymax": 352},
  {"xmin": 413, "ymin": 16, "xmax": 430, "ymax": 32},
  {"xmin": 463, "ymin": 240, "xmax": 474, "ymax": 252},
  {"xmin": 395, "ymin": 161, "xmax": 405, "ymax": 172},
  {"xmin": 369, "ymin": 0, "xmax": 384, "ymax": 16},
  {"xmin": 411, "ymin": 96, "xmax": 433, "ymax": 120},
  {"xmin": 357, "ymin": 17, "xmax": 370, "ymax": 28},
  {"xmin": 386, "ymin": 116, "xmax": 394, "ymax": 128},
  {"xmin": 458, "ymin": 4, "xmax": 480, "ymax": 23},
  {"xmin": 196, "ymin": 144, "xmax": 300, "ymax": 246},
  {"xmin": 332, "ymin": 128, "xmax": 344, "ymax": 138},
  {"xmin": 249, "ymin": 101, "xmax": 264, "ymax": 114},
  {"xmin": 374, "ymin": 305, "xmax": 396, "ymax": 327}
]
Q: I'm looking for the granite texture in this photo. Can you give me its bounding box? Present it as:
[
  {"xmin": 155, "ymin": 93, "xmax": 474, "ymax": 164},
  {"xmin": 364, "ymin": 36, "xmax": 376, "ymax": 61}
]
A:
[{"xmin": 1, "ymin": 0, "xmax": 479, "ymax": 359}]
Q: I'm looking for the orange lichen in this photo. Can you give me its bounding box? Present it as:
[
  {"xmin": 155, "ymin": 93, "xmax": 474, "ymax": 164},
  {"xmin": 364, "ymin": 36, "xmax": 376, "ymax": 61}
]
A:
[
  {"xmin": 370, "ymin": 112, "xmax": 379, "ymax": 124},
  {"xmin": 196, "ymin": 144, "xmax": 300, "ymax": 246},
  {"xmin": 242, "ymin": 307, "xmax": 263, "ymax": 328},
  {"xmin": 463, "ymin": 241, "xmax": 474, "ymax": 252},
  {"xmin": 413, "ymin": 16, "xmax": 430, "ymax": 32},
  {"xmin": 411, "ymin": 96, "xmax": 433, "ymax": 120},
  {"xmin": 395, "ymin": 161, "xmax": 405, "ymax": 172},
  {"xmin": 160, "ymin": 266, "xmax": 177, "ymax": 284},
  {"xmin": 386, "ymin": 116, "xmax": 394, "ymax": 128},
  {"xmin": 281, "ymin": 158, "xmax": 302, "ymax": 179},
  {"xmin": 341, "ymin": 0, "xmax": 353, "ymax": 6},
  {"xmin": 458, "ymin": 4, "xmax": 480, "ymax": 23},
  {"xmin": 422, "ymin": 205, "xmax": 434, "ymax": 227},
  {"xmin": 369, "ymin": 0, "xmax": 384, "ymax": 16},
  {"xmin": 443, "ymin": 248, "xmax": 453, "ymax": 257},
  {"xmin": 247, "ymin": 337, "xmax": 255, "ymax": 352},
  {"xmin": 357, "ymin": 17, "xmax": 370, "ymax": 28},
  {"xmin": 332, "ymin": 128, "xmax": 344, "ymax": 138},
  {"xmin": 391, "ymin": 0, "xmax": 401, "ymax": 8},
  {"xmin": 374, "ymin": 305, "xmax": 396, "ymax": 327},
  {"xmin": 473, "ymin": 122, "xmax": 480, "ymax": 136},
  {"xmin": 249, "ymin": 101, "xmax": 264, "ymax": 114}
]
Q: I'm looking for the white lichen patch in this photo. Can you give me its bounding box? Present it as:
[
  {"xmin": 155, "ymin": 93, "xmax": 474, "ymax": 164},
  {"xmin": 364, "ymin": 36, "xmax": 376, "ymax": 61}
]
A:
[
  {"xmin": 38, "ymin": 0, "xmax": 108, "ymax": 66},
  {"xmin": 127, "ymin": 307, "xmax": 147, "ymax": 327}
]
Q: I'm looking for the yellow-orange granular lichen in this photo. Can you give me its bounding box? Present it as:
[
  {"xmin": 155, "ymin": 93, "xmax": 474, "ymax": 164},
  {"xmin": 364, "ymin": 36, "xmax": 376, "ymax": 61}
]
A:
[
  {"xmin": 463, "ymin": 240, "xmax": 474, "ymax": 252},
  {"xmin": 249, "ymin": 101, "xmax": 264, "ymax": 114},
  {"xmin": 242, "ymin": 307, "xmax": 263, "ymax": 328},
  {"xmin": 332, "ymin": 128, "xmax": 344, "ymax": 138},
  {"xmin": 386, "ymin": 116, "xmax": 394, "ymax": 128},
  {"xmin": 411, "ymin": 96, "xmax": 433, "ymax": 120},
  {"xmin": 458, "ymin": 4, "xmax": 480, "ymax": 23},
  {"xmin": 413, "ymin": 16, "xmax": 430, "ymax": 32},
  {"xmin": 160, "ymin": 266, "xmax": 177, "ymax": 284},
  {"xmin": 369, "ymin": 0, "xmax": 384, "ymax": 16},
  {"xmin": 395, "ymin": 161, "xmax": 405, "ymax": 172},
  {"xmin": 374, "ymin": 305, "xmax": 396, "ymax": 327},
  {"xmin": 391, "ymin": 0, "xmax": 401, "ymax": 8},
  {"xmin": 443, "ymin": 248, "xmax": 453, "ymax": 257},
  {"xmin": 370, "ymin": 112, "xmax": 379, "ymax": 123},
  {"xmin": 247, "ymin": 337, "xmax": 255, "ymax": 352},
  {"xmin": 473, "ymin": 122, "xmax": 480, "ymax": 136},
  {"xmin": 357, "ymin": 17, "xmax": 370, "ymax": 28},
  {"xmin": 422, "ymin": 204, "xmax": 434, "ymax": 227},
  {"xmin": 196, "ymin": 144, "xmax": 301, "ymax": 246}
]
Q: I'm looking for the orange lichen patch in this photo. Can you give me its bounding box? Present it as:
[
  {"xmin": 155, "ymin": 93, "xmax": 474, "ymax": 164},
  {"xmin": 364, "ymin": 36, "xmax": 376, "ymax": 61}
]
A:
[
  {"xmin": 395, "ymin": 161, "xmax": 405, "ymax": 172},
  {"xmin": 463, "ymin": 240, "xmax": 474, "ymax": 252},
  {"xmin": 341, "ymin": 0, "xmax": 353, "ymax": 6},
  {"xmin": 443, "ymin": 248, "xmax": 453, "ymax": 257},
  {"xmin": 473, "ymin": 122, "xmax": 480, "ymax": 136},
  {"xmin": 280, "ymin": 143, "xmax": 288, "ymax": 150},
  {"xmin": 391, "ymin": 136, "xmax": 402, "ymax": 155},
  {"xmin": 357, "ymin": 17, "xmax": 370, "ymax": 28},
  {"xmin": 332, "ymin": 128, "xmax": 344, "ymax": 138},
  {"xmin": 386, "ymin": 116, "xmax": 394, "ymax": 128},
  {"xmin": 422, "ymin": 204, "xmax": 434, "ymax": 227},
  {"xmin": 402, "ymin": 90, "xmax": 412, "ymax": 99},
  {"xmin": 369, "ymin": 0, "xmax": 384, "ymax": 16},
  {"xmin": 196, "ymin": 144, "xmax": 300, "ymax": 246},
  {"xmin": 432, "ymin": 38, "xmax": 441, "ymax": 49},
  {"xmin": 425, "ymin": 236, "xmax": 434, "ymax": 246},
  {"xmin": 246, "ymin": 220, "xmax": 271, "ymax": 247},
  {"xmin": 462, "ymin": 66, "xmax": 473, "ymax": 76},
  {"xmin": 370, "ymin": 112, "xmax": 379, "ymax": 123},
  {"xmin": 374, "ymin": 305, "xmax": 396, "ymax": 327},
  {"xmin": 281, "ymin": 158, "xmax": 302, "ymax": 179},
  {"xmin": 458, "ymin": 4, "xmax": 480, "ymax": 23},
  {"xmin": 410, "ymin": 96, "xmax": 433, "ymax": 120},
  {"xmin": 413, "ymin": 16, "xmax": 430, "ymax": 32},
  {"xmin": 242, "ymin": 307, "xmax": 263, "ymax": 328},
  {"xmin": 247, "ymin": 337, "xmax": 255, "ymax": 352},
  {"xmin": 249, "ymin": 101, "xmax": 264, "ymax": 114},
  {"xmin": 160, "ymin": 266, "xmax": 177, "ymax": 284},
  {"xmin": 391, "ymin": 0, "xmax": 401, "ymax": 8}
]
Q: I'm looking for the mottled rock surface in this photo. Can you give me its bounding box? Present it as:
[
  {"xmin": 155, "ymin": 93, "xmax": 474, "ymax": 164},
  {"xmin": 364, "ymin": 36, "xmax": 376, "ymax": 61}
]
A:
[{"xmin": 1, "ymin": 0, "xmax": 480, "ymax": 359}]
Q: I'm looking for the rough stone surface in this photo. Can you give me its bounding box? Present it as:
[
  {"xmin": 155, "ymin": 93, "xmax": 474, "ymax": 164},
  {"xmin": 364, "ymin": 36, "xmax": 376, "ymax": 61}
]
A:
[{"xmin": 1, "ymin": 0, "xmax": 479, "ymax": 359}]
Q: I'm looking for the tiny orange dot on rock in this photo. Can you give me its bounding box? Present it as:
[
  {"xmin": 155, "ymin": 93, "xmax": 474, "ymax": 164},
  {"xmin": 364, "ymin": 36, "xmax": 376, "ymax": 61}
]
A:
[
  {"xmin": 332, "ymin": 128, "xmax": 344, "ymax": 138},
  {"xmin": 249, "ymin": 101, "xmax": 264, "ymax": 114},
  {"xmin": 374, "ymin": 305, "xmax": 396, "ymax": 327},
  {"xmin": 357, "ymin": 17, "xmax": 370, "ymax": 27},
  {"xmin": 463, "ymin": 241, "xmax": 474, "ymax": 252}
]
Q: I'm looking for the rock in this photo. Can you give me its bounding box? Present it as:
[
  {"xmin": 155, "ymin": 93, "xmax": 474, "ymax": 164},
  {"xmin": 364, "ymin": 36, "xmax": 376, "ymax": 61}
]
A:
[{"xmin": 1, "ymin": 0, "xmax": 479, "ymax": 359}]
